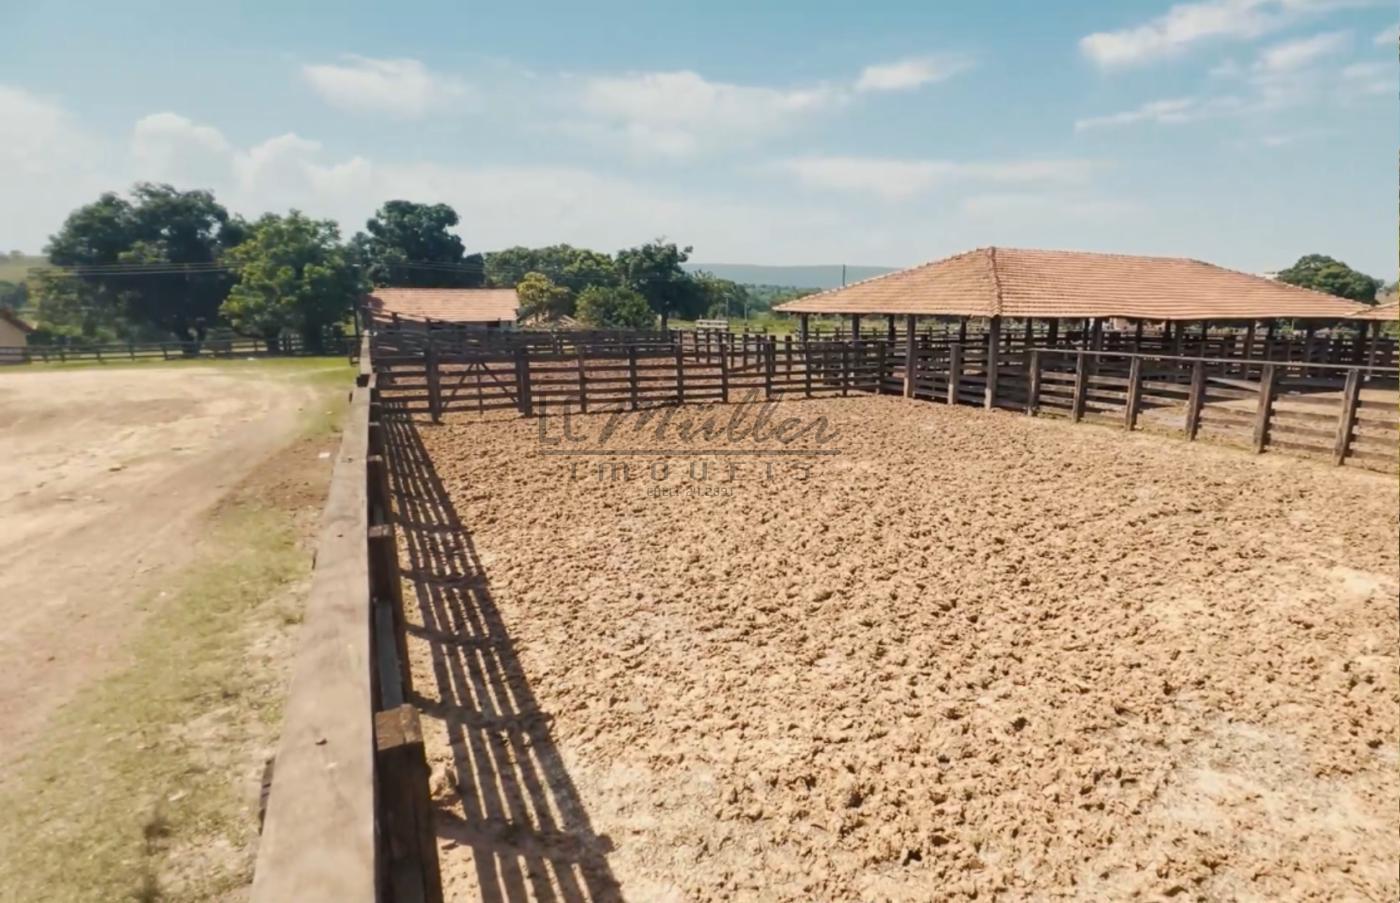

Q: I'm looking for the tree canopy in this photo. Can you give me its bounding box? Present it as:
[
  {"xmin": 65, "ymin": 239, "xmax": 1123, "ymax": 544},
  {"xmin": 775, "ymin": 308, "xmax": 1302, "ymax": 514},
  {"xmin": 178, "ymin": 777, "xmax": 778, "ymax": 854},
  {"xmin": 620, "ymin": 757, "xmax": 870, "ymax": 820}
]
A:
[
  {"xmin": 351, "ymin": 200, "xmax": 484, "ymax": 288},
  {"xmin": 615, "ymin": 239, "xmax": 705, "ymax": 328},
  {"xmin": 44, "ymin": 183, "xmax": 246, "ymax": 340},
  {"xmin": 221, "ymin": 212, "xmax": 365, "ymax": 350},
  {"xmin": 515, "ymin": 271, "xmax": 573, "ymax": 322},
  {"xmin": 1277, "ymin": 254, "xmax": 1383, "ymax": 304},
  {"xmin": 575, "ymin": 285, "xmax": 655, "ymax": 329}
]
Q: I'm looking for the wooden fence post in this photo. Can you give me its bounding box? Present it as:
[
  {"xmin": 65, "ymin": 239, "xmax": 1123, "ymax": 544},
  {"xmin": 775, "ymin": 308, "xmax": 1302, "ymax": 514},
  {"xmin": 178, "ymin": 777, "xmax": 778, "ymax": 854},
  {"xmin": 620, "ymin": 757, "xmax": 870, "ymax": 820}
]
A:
[
  {"xmin": 675, "ymin": 340, "xmax": 686, "ymax": 405},
  {"xmin": 763, "ymin": 336, "xmax": 776, "ymax": 398},
  {"xmin": 514, "ymin": 346, "xmax": 533, "ymax": 417},
  {"xmin": 627, "ymin": 345, "xmax": 640, "ymax": 410},
  {"xmin": 802, "ymin": 339, "xmax": 812, "ymax": 398},
  {"xmin": 1184, "ymin": 359, "xmax": 1205, "ymax": 439},
  {"xmin": 875, "ymin": 339, "xmax": 887, "ymax": 395},
  {"xmin": 841, "ymin": 343, "xmax": 852, "ymax": 397},
  {"xmin": 374, "ymin": 703, "xmax": 444, "ymax": 903},
  {"xmin": 947, "ymin": 344, "xmax": 962, "ymax": 405},
  {"xmin": 1332, "ymin": 368, "xmax": 1362, "ymax": 465},
  {"xmin": 1071, "ymin": 351, "xmax": 1087, "ymax": 422},
  {"xmin": 1026, "ymin": 349, "xmax": 1042, "ymax": 415},
  {"xmin": 425, "ymin": 342, "xmax": 442, "ymax": 423},
  {"xmin": 1253, "ymin": 364, "xmax": 1278, "ymax": 453},
  {"xmin": 902, "ymin": 315, "xmax": 916, "ymax": 398},
  {"xmin": 576, "ymin": 348, "xmax": 588, "ymax": 413},
  {"xmin": 1124, "ymin": 356, "xmax": 1143, "ymax": 431},
  {"xmin": 984, "ymin": 318, "xmax": 1001, "ymax": 410},
  {"xmin": 718, "ymin": 333, "xmax": 729, "ymax": 403}
]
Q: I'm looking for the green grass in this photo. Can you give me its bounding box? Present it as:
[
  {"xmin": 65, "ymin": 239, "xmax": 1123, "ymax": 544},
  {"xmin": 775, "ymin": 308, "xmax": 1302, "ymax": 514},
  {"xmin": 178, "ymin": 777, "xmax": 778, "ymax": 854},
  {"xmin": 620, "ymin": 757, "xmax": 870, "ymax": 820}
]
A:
[{"xmin": 0, "ymin": 365, "xmax": 350, "ymax": 902}]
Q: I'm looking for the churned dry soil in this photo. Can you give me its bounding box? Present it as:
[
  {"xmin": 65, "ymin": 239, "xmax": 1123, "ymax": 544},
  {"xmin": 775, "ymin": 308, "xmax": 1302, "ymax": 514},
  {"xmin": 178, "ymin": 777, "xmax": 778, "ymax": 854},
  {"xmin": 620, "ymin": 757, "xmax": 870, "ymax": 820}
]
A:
[{"xmin": 389, "ymin": 394, "xmax": 1399, "ymax": 902}]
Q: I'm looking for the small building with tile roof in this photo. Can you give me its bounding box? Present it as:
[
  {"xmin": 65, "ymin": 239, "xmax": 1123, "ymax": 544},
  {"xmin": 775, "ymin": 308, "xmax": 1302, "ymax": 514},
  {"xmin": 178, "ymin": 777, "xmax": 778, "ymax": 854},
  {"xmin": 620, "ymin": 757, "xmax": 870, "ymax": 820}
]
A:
[{"xmin": 364, "ymin": 287, "xmax": 519, "ymax": 326}]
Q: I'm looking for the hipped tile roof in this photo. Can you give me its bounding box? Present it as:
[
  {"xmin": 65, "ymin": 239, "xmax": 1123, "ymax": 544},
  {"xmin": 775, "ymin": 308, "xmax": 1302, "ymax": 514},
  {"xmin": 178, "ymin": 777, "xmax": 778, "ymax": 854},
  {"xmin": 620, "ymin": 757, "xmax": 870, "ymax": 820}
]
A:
[
  {"xmin": 1348, "ymin": 299, "xmax": 1399, "ymax": 321},
  {"xmin": 775, "ymin": 247, "xmax": 1370, "ymax": 322},
  {"xmin": 365, "ymin": 288, "xmax": 519, "ymax": 323}
]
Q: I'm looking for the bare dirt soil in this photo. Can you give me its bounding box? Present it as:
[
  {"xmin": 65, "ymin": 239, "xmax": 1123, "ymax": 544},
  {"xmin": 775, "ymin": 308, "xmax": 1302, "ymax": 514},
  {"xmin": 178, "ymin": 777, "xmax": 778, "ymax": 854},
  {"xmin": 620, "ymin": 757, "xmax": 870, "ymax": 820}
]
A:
[
  {"xmin": 390, "ymin": 395, "xmax": 1399, "ymax": 902},
  {"xmin": 0, "ymin": 365, "xmax": 323, "ymax": 768}
]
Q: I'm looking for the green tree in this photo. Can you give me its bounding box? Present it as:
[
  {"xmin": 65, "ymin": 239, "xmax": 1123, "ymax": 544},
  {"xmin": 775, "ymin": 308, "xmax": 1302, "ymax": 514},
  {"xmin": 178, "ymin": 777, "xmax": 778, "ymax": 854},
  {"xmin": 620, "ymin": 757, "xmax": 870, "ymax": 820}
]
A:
[
  {"xmin": 351, "ymin": 200, "xmax": 484, "ymax": 288},
  {"xmin": 485, "ymin": 244, "xmax": 617, "ymax": 293},
  {"xmin": 615, "ymin": 239, "xmax": 703, "ymax": 328},
  {"xmin": 0, "ymin": 280, "xmax": 26, "ymax": 311},
  {"xmin": 575, "ymin": 285, "xmax": 654, "ymax": 329},
  {"xmin": 516, "ymin": 271, "xmax": 573, "ymax": 322},
  {"xmin": 45, "ymin": 183, "xmax": 245, "ymax": 341},
  {"xmin": 1277, "ymin": 254, "xmax": 1383, "ymax": 304},
  {"xmin": 693, "ymin": 271, "xmax": 749, "ymax": 320},
  {"xmin": 221, "ymin": 212, "xmax": 365, "ymax": 351}
]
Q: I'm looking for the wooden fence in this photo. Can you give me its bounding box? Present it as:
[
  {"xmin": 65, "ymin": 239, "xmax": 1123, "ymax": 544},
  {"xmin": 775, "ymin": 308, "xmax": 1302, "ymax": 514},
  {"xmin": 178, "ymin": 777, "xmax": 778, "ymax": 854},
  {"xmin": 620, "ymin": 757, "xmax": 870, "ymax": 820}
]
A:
[
  {"xmin": 4, "ymin": 333, "xmax": 350, "ymax": 364},
  {"xmin": 370, "ymin": 327, "xmax": 1397, "ymax": 472},
  {"xmin": 253, "ymin": 345, "xmax": 441, "ymax": 903}
]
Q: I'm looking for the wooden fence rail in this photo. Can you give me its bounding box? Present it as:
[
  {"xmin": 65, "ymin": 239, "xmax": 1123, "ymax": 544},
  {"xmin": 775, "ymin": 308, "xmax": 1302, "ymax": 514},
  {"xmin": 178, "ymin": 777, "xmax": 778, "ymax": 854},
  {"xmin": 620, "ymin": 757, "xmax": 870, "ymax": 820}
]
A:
[
  {"xmin": 372, "ymin": 329, "xmax": 1397, "ymax": 472},
  {"xmin": 254, "ymin": 341, "xmax": 442, "ymax": 903}
]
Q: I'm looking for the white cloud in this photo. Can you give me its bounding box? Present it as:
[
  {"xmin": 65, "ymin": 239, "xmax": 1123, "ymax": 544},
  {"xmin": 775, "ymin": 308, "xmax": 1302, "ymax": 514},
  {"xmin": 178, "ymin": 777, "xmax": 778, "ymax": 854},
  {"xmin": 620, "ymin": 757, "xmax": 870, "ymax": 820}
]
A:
[
  {"xmin": 574, "ymin": 70, "xmax": 844, "ymax": 157},
  {"xmin": 1074, "ymin": 97, "xmax": 1203, "ymax": 130},
  {"xmin": 1253, "ymin": 30, "xmax": 1350, "ymax": 71},
  {"xmin": 777, "ymin": 155, "xmax": 1096, "ymax": 200},
  {"xmin": 855, "ymin": 56, "xmax": 971, "ymax": 92},
  {"xmin": 0, "ymin": 85, "xmax": 106, "ymax": 251},
  {"xmin": 1375, "ymin": 22, "xmax": 1399, "ymax": 44},
  {"xmin": 301, "ymin": 56, "xmax": 470, "ymax": 118},
  {"xmin": 1340, "ymin": 60, "xmax": 1398, "ymax": 95},
  {"xmin": 1080, "ymin": 0, "xmax": 1364, "ymax": 68}
]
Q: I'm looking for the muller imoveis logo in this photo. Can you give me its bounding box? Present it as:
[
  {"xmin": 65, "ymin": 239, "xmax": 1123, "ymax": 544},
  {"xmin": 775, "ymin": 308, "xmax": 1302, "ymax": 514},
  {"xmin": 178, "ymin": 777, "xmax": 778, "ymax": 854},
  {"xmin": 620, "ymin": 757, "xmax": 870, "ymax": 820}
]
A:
[{"xmin": 536, "ymin": 389, "xmax": 842, "ymax": 458}]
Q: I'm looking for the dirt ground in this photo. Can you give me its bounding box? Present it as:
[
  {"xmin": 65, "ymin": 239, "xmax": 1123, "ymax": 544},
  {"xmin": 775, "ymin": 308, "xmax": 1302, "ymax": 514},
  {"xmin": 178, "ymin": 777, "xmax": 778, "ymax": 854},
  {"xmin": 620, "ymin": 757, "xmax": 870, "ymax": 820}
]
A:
[
  {"xmin": 390, "ymin": 395, "xmax": 1399, "ymax": 902},
  {"xmin": 0, "ymin": 365, "xmax": 324, "ymax": 769}
]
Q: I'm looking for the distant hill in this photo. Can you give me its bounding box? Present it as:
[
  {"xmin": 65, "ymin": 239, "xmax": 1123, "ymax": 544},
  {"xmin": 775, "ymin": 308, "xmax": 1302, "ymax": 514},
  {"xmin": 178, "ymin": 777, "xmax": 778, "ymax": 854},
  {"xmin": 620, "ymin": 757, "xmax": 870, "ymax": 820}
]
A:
[
  {"xmin": 684, "ymin": 263, "xmax": 895, "ymax": 290},
  {"xmin": 0, "ymin": 254, "xmax": 48, "ymax": 284}
]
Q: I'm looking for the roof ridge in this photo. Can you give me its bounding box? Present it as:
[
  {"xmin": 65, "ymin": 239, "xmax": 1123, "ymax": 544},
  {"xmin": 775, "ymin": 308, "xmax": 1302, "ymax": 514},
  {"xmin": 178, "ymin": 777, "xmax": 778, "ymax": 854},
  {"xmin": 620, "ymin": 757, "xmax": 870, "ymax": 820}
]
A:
[{"xmin": 986, "ymin": 246, "xmax": 1005, "ymax": 318}]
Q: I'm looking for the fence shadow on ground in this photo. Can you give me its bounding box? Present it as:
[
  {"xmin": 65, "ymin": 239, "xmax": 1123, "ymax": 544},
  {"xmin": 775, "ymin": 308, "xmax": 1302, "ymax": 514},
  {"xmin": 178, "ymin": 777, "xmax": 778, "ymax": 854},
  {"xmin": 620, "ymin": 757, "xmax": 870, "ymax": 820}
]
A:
[{"xmin": 382, "ymin": 409, "xmax": 621, "ymax": 903}]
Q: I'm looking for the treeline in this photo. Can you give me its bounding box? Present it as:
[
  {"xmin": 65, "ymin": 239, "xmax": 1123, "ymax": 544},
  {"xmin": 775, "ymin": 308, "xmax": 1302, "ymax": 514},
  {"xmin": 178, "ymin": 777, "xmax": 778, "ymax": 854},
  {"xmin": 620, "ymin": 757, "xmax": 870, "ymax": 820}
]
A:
[{"xmin": 14, "ymin": 182, "xmax": 807, "ymax": 348}]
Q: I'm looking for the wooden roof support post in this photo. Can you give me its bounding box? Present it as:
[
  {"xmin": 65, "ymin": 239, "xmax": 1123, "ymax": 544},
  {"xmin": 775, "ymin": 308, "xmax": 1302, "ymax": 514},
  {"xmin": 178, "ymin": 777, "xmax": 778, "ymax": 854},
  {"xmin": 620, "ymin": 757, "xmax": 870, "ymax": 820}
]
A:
[
  {"xmin": 1263, "ymin": 320, "xmax": 1276, "ymax": 360},
  {"xmin": 1171, "ymin": 321, "xmax": 1184, "ymax": 357},
  {"xmin": 1243, "ymin": 320, "xmax": 1257, "ymax": 365},
  {"xmin": 886, "ymin": 314, "xmax": 897, "ymax": 344},
  {"xmin": 1046, "ymin": 318, "xmax": 1059, "ymax": 347},
  {"xmin": 1134, "ymin": 319, "xmax": 1144, "ymax": 351},
  {"xmin": 850, "ymin": 314, "xmax": 861, "ymax": 340},
  {"xmin": 958, "ymin": 316, "xmax": 968, "ymax": 344},
  {"xmin": 984, "ymin": 317, "xmax": 1001, "ymax": 410},
  {"xmin": 798, "ymin": 313, "xmax": 810, "ymax": 343},
  {"xmin": 1022, "ymin": 317, "xmax": 1034, "ymax": 352},
  {"xmin": 1303, "ymin": 322, "xmax": 1317, "ymax": 373},
  {"xmin": 1352, "ymin": 321, "xmax": 1369, "ymax": 364},
  {"xmin": 1090, "ymin": 317, "xmax": 1104, "ymax": 351},
  {"xmin": 902, "ymin": 315, "xmax": 916, "ymax": 398}
]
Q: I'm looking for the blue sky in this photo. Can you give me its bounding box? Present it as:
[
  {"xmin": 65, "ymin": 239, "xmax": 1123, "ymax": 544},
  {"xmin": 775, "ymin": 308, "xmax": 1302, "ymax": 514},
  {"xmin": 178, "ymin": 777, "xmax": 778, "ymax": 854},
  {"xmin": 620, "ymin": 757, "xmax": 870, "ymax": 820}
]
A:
[{"xmin": 2, "ymin": 0, "xmax": 1395, "ymax": 276}]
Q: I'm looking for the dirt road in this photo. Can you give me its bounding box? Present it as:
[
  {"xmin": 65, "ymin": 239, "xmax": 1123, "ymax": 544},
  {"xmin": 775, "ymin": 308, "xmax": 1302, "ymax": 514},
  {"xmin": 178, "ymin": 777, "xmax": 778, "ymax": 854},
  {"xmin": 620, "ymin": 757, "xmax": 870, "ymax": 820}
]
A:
[{"xmin": 0, "ymin": 365, "xmax": 324, "ymax": 768}]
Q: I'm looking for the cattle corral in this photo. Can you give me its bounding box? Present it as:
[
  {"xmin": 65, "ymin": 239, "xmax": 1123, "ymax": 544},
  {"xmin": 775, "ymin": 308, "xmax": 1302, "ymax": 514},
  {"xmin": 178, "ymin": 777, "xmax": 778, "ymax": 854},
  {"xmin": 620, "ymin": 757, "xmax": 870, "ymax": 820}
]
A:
[
  {"xmin": 389, "ymin": 394, "xmax": 1398, "ymax": 901},
  {"xmin": 256, "ymin": 323, "xmax": 1400, "ymax": 902}
]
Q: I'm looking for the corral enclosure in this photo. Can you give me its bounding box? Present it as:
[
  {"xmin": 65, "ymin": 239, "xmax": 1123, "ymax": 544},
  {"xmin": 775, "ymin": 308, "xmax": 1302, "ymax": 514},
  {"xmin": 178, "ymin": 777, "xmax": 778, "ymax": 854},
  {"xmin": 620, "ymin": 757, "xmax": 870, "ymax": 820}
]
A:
[{"xmin": 383, "ymin": 390, "xmax": 1399, "ymax": 901}]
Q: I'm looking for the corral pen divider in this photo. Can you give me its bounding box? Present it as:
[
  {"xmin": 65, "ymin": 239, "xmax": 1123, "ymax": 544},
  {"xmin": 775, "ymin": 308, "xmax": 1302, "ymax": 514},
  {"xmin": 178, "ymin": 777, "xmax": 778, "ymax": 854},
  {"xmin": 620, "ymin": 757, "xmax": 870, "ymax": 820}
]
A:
[{"xmin": 370, "ymin": 325, "xmax": 1397, "ymax": 471}]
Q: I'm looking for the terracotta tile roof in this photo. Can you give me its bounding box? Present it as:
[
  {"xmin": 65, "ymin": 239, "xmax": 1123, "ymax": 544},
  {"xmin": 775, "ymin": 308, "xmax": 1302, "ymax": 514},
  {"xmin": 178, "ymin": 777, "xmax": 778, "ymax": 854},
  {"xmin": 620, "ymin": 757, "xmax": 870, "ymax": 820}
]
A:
[
  {"xmin": 1348, "ymin": 298, "xmax": 1399, "ymax": 321},
  {"xmin": 775, "ymin": 247, "xmax": 1371, "ymax": 321},
  {"xmin": 365, "ymin": 288, "xmax": 518, "ymax": 324}
]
